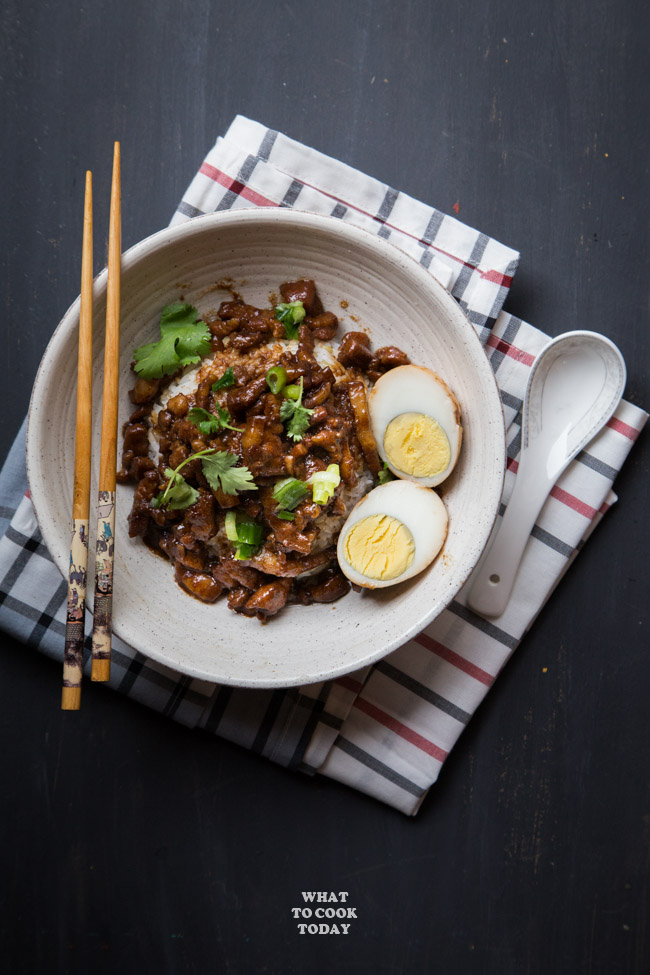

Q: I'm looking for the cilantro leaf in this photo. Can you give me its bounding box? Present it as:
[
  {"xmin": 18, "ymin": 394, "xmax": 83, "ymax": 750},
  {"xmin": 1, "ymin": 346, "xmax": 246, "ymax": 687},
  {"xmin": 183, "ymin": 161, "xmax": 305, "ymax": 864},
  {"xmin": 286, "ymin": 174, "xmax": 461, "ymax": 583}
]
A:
[
  {"xmin": 161, "ymin": 303, "xmax": 211, "ymax": 365},
  {"xmin": 211, "ymin": 366, "xmax": 236, "ymax": 392},
  {"xmin": 164, "ymin": 476, "xmax": 200, "ymax": 510},
  {"xmin": 133, "ymin": 302, "xmax": 211, "ymax": 379},
  {"xmin": 188, "ymin": 407, "xmax": 221, "ymax": 436},
  {"xmin": 133, "ymin": 332, "xmax": 180, "ymax": 380},
  {"xmin": 188, "ymin": 405, "xmax": 243, "ymax": 435},
  {"xmin": 150, "ymin": 448, "xmax": 216, "ymax": 510},
  {"xmin": 213, "ymin": 404, "xmax": 244, "ymax": 432},
  {"xmin": 279, "ymin": 377, "xmax": 314, "ymax": 441},
  {"xmin": 201, "ymin": 452, "xmax": 258, "ymax": 495},
  {"xmin": 283, "ymin": 406, "xmax": 312, "ymax": 441},
  {"xmin": 151, "ymin": 467, "xmax": 199, "ymax": 511},
  {"xmin": 159, "ymin": 303, "xmax": 201, "ymax": 329},
  {"xmin": 274, "ymin": 300, "xmax": 306, "ymax": 340},
  {"xmin": 378, "ymin": 462, "xmax": 396, "ymax": 485}
]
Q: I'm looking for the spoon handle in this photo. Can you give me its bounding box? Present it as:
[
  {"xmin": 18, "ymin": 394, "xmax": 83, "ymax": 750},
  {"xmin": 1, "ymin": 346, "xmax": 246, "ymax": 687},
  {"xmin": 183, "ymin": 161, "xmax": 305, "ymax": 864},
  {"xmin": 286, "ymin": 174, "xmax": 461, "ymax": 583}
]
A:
[{"xmin": 466, "ymin": 453, "xmax": 554, "ymax": 618}]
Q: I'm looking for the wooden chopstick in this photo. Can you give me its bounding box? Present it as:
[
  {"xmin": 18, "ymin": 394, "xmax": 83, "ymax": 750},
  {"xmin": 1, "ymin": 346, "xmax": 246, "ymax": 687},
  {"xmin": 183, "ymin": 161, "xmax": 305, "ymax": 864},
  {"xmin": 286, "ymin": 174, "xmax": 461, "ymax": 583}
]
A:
[
  {"xmin": 91, "ymin": 141, "xmax": 121, "ymax": 683},
  {"xmin": 61, "ymin": 171, "xmax": 94, "ymax": 711}
]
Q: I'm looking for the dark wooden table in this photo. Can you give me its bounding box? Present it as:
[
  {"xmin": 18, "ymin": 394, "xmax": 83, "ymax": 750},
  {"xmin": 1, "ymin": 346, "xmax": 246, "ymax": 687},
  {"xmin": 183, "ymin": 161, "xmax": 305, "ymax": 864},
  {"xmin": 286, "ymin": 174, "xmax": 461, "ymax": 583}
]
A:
[{"xmin": 2, "ymin": 2, "xmax": 648, "ymax": 972}]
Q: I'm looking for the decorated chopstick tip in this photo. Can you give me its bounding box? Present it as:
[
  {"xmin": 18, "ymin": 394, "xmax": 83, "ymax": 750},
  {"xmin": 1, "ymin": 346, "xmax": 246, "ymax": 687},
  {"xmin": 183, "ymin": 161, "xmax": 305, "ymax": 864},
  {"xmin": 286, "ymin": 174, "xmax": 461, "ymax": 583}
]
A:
[
  {"xmin": 61, "ymin": 166, "xmax": 94, "ymax": 710},
  {"xmin": 90, "ymin": 140, "xmax": 121, "ymax": 683},
  {"xmin": 62, "ymin": 518, "xmax": 89, "ymax": 708},
  {"xmin": 91, "ymin": 491, "xmax": 115, "ymax": 682}
]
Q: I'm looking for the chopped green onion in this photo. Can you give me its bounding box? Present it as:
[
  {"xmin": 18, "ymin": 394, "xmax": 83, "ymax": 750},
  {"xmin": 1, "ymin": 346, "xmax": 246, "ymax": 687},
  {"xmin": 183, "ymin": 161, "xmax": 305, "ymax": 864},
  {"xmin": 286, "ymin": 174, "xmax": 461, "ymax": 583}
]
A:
[
  {"xmin": 307, "ymin": 464, "xmax": 341, "ymax": 505},
  {"xmin": 236, "ymin": 520, "xmax": 263, "ymax": 546},
  {"xmin": 273, "ymin": 477, "xmax": 310, "ymax": 513},
  {"xmin": 234, "ymin": 542, "xmax": 257, "ymax": 561},
  {"xmin": 225, "ymin": 511, "xmax": 264, "ymax": 558},
  {"xmin": 224, "ymin": 511, "xmax": 239, "ymax": 542},
  {"xmin": 266, "ymin": 365, "xmax": 288, "ymax": 395},
  {"xmin": 284, "ymin": 383, "xmax": 301, "ymax": 401},
  {"xmin": 275, "ymin": 510, "xmax": 295, "ymax": 521}
]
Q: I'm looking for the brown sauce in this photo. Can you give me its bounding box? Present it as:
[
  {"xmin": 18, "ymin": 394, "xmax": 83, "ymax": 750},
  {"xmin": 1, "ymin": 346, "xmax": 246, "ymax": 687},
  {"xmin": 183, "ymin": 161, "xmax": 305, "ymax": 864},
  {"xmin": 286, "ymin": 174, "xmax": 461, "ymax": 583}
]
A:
[{"xmin": 118, "ymin": 279, "xmax": 410, "ymax": 622}]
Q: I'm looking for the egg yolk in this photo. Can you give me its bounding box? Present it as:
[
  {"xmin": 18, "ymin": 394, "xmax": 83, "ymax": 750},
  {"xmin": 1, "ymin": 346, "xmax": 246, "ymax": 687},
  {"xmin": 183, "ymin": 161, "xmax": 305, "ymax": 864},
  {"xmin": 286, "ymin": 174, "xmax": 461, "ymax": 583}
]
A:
[
  {"xmin": 384, "ymin": 412, "xmax": 451, "ymax": 478},
  {"xmin": 343, "ymin": 513, "xmax": 415, "ymax": 581}
]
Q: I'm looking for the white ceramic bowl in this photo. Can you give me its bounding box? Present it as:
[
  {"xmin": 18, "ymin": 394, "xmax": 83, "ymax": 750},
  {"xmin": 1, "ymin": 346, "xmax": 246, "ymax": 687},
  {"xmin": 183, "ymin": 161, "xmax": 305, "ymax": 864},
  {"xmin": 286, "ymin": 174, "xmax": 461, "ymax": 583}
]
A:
[{"xmin": 27, "ymin": 209, "xmax": 505, "ymax": 687}]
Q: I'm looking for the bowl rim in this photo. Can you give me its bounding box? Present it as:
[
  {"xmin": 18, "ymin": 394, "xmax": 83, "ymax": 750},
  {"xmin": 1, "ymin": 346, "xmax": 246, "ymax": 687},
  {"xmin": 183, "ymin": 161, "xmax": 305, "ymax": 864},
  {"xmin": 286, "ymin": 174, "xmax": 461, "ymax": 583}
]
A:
[{"xmin": 26, "ymin": 208, "xmax": 506, "ymax": 687}]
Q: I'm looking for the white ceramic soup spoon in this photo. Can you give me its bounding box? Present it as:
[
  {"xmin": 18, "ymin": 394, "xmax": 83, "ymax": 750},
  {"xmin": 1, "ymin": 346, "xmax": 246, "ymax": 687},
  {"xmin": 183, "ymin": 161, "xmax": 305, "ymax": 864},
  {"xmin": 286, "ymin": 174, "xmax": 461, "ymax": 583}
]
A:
[{"xmin": 467, "ymin": 330, "xmax": 626, "ymax": 619}]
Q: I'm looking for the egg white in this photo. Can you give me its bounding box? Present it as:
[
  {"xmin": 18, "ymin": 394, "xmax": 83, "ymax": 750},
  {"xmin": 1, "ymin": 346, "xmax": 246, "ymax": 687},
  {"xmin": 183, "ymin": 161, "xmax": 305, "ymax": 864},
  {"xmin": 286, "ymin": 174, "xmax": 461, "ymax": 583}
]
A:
[
  {"xmin": 336, "ymin": 480, "xmax": 449, "ymax": 589},
  {"xmin": 368, "ymin": 364, "xmax": 462, "ymax": 487}
]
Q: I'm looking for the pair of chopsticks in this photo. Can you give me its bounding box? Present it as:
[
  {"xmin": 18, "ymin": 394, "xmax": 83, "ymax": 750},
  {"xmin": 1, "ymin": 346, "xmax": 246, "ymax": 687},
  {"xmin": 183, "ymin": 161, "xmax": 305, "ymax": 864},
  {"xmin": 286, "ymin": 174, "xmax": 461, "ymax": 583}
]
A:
[{"xmin": 61, "ymin": 142, "xmax": 121, "ymax": 711}]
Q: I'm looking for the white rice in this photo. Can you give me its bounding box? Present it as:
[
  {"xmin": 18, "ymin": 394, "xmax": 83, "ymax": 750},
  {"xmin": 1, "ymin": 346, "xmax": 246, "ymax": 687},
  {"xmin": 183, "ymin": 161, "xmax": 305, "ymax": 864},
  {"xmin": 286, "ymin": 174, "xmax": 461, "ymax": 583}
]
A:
[{"xmin": 311, "ymin": 471, "xmax": 373, "ymax": 552}]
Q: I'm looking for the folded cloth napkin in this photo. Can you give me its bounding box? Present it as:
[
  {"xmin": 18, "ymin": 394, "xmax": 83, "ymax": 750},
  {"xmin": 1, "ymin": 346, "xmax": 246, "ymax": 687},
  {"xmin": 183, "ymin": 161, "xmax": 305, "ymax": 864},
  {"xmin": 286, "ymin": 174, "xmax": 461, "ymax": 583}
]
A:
[{"xmin": 0, "ymin": 117, "xmax": 646, "ymax": 815}]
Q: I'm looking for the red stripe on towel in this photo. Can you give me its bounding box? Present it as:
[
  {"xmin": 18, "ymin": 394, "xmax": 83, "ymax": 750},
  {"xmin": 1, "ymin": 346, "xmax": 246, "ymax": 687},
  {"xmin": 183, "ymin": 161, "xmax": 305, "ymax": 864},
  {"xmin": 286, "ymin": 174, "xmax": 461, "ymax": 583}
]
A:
[
  {"xmin": 414, "ymin": 632, "xmax": 495, "ymax": 686},
  {"xmin": 606, "ymin": 416, "xmax": 640, "ymax": 441},
  {"xmin": 486, "ymin": 333, "xmax": 536, "ymax": 366},
  {"xmin": 506, "ymin": 460, "xmax": 598, "ymax": 519},
  {"xmin": 199, "ymin": 163, "xmax": 277, "ymax": 207},
  {"xmin": 354, "ymin": 697, "xmax": 448, "ymax": 762},
  {"xmin": 550, "ymin": 485, "xmax": 597, "ymax": 519}
]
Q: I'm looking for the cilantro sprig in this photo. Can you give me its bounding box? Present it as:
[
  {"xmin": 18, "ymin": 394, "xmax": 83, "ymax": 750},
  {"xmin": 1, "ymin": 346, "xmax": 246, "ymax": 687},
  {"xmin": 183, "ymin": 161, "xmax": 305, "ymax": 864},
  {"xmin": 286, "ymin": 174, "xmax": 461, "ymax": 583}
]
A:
[
  {"xmin": 274, "ymin": 300, "xmax": 306, "ymax": 340},
  {"xmin": 133, "ymin": 303, "xmax": 211, "ymax": 379},
  {"xmin": 279, "ymin": 376, "xmax": 314, "ymax": 442},
  {"xmin": 201, "ymin": 451, "xmax": 258, "ymax": 496},
  {"xmin": 151, "ymin": 447, "xmax": 256, "ymax": 510},
  {"xmin": 150, "ymin": 448, "xmax": 216, "ymax": 510},
  {"xmin": 188, "ymin": 405, "xmax": 243, "ymax": 435},
  {"xmin": 151, "ymin": 473, "xmax": 198, "ymax": 510}
]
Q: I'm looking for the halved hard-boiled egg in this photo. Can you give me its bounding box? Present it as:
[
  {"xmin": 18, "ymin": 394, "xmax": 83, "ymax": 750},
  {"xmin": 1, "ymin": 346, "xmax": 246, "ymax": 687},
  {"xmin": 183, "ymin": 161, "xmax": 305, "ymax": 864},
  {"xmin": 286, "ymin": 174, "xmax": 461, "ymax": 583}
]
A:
[
  {"xmin": 369, "ymin": 364, "xmax": 462, "ymax": 487},
  {"xmin": 336, "ymin": 480, "xmax": 448, "ymax": 589}
]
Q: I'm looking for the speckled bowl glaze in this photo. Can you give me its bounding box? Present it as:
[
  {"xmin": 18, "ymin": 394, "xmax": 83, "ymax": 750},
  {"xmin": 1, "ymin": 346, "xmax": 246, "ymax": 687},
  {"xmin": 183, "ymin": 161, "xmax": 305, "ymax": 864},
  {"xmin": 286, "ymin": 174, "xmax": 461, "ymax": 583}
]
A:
[{"xmin": 27, "ymin": 209, "xmax": 505, "ymax": 687}]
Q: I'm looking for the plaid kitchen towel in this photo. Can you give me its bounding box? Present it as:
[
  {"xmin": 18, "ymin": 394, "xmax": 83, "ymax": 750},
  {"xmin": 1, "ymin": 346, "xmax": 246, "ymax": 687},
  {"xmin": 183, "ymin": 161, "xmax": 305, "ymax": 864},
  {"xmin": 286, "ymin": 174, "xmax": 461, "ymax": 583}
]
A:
[{"xmin": 0, "ymin": 117, "xmax": 646, "ymax": 815}]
